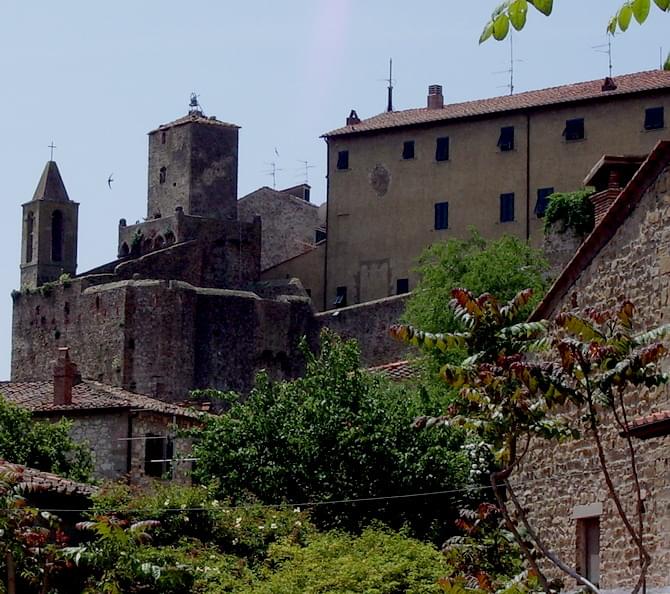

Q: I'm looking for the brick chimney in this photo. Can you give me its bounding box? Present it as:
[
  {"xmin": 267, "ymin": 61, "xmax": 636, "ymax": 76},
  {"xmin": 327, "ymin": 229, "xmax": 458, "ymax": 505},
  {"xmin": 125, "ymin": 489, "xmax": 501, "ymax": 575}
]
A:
[
  {"xmin": 53, "ymin": 347, "xmax": 79, "ymax": 405},
  {"xmin": 427, "ymin": 85, "xmax": 444, "ymax": 109}
]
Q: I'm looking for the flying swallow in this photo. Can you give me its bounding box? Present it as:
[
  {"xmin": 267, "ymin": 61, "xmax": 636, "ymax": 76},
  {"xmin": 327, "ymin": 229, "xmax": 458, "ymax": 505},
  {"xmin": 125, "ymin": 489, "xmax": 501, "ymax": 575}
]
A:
[{"xmin": 107, "ymin": 173, "xmax": 114, "ymax": 189}]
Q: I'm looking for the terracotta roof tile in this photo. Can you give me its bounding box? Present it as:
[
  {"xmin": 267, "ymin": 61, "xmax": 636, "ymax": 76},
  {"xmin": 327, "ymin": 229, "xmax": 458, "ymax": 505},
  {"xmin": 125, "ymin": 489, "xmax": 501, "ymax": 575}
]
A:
[
  {"xmin": 367, "ymin": 360, "xmax": 416, "ymax": 382},
  {"xmin": 150, "ymin": 112, "xmax": 239, "ymax": 133},
  {"xmin": 0, "ymin": 380, "xmax": 202, "ymax": 420},
  {"xmin": 324, "ymin": 70, "xmax": 670, "ymax": 137},
  {"xmin": 622, "ymin": 410, "xmax": 670, "ymax": 439},
  {"xmin": 0, "ymin": 460, "xmax": 97, "ymax": 497}
]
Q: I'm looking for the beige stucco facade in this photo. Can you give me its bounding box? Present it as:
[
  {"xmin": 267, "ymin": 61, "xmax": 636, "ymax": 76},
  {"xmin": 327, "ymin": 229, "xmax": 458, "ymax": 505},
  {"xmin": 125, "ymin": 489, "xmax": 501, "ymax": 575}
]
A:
[{"xmin": 324, "ymin": 83, "xmax": 670, "ymax": 308}]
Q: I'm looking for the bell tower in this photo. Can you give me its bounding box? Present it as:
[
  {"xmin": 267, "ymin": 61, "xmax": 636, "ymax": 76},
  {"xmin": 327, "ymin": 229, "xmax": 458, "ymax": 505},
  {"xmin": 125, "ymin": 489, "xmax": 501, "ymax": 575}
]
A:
[{"xmin": 20, "ymin": 160, "xmax": 79, "ymax": 289}]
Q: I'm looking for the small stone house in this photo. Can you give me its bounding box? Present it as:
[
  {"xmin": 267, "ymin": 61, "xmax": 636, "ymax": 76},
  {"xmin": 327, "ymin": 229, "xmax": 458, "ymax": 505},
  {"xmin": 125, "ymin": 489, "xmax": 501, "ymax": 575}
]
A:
[
  {"xmin": 0, "ymin": 348, "xmax": 203, "ymax": 485},
  {"xmin": 514, "ymin": 140, "xmax": 670, "ymax": 592}
]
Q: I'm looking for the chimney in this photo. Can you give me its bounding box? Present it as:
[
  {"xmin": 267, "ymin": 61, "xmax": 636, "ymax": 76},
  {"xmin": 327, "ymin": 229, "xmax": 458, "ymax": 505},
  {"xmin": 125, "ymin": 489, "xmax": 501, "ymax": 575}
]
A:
[
  {"xmin": 427, "ymin": 84, "xmax": 444, "ymax": 109},
  {"xmin": 346, "ymin": 109, "xmax": 361, "ymax": 126},
  {"xmin": 53, "ymin": 347, "xmax": 80, "ymax": 405}
]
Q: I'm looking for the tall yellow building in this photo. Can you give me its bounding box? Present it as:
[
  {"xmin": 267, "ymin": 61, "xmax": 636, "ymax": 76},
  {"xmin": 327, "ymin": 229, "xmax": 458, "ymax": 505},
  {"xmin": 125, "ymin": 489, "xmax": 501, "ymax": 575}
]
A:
[{"xmin": 319, "ymin": 70, "xmax": 670, "ymax": 309}]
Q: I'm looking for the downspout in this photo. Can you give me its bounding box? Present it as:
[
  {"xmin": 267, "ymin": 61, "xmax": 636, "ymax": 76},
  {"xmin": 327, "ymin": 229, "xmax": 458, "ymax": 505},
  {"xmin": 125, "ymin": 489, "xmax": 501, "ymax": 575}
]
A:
[
  {"xmin": 323, "ymin": 138, "xmax": 330, "ymax": 312},
  {"xmin": 525, "ymin": 112, "xmax": 531, "ymax": 241},
  {"xmin": 126, "ymin": 412, "xmax": 133, "ymax": 479}
]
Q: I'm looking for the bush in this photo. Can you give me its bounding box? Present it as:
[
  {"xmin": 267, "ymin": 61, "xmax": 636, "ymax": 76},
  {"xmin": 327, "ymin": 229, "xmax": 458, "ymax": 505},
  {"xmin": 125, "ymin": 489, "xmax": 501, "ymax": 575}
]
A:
[
  {"xmin": 543, "ymin": 188, "xmax": 595, "ymax": 235},
  {"xmin": 0, "ymin": 396, "xmax": 93, "ymax": 482},
  {"xmin": 190, "ymin": 331, "xmax": 473, "ymax": 543}
]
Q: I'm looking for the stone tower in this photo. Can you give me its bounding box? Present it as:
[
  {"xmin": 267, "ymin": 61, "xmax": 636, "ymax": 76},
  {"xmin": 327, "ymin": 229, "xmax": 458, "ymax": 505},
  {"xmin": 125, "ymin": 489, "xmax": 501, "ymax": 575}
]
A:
[
  {"xmin": 20, "ymin": 161, "xmax": 78, "ymax": 289},
  {"xmin": 146, "ymin": 105, "xmax": 240, "ymax": 222}
]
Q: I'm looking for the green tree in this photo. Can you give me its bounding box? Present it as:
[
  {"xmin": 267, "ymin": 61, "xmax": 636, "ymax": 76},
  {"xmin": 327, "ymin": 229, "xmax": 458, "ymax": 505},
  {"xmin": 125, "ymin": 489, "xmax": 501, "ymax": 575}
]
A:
[
  {"xmin": 404, "ymin": 231, "xmax": 547, "ymax": 336},
  {"xmin": 482, "ymin": 0, "xmax": 670, "ymax": 67},
  {"xmin": 0, "ymin": 396, "xmax": 93, "ymax": 482},
  {"xmin": 190, "ymin": 330, "xmax": 473, "ymax": 542}
]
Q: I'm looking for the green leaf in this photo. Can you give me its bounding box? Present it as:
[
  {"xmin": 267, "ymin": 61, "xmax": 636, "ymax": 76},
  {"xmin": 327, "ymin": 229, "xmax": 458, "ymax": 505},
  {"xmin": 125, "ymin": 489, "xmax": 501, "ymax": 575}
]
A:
[
  {"xmin": 664, "ymin": 51, "xmax": 670, "ymax": 70},
  {"xmin": 480, "ymin": 21, "xmax": 494, "ymax": 43},
  {"xmin": 654, "ymin": 0, "xmax": 670, "ymax": 10},
  {"xmin": 633, "ymin": 0, "xmax": 651, "ymax": 23},
  {"xmin": 618, "ymin": 4, "xmax": 633, "ymax": 30},
  {"xmin": 493, "ymin": 13, "xmax": 511, "ymax": 40},
  {"xmin": 529, "ymin": 0, "xmax": 553, "ymax": 16},
  {"xmin": 607, "ymin": 15, "xmax": 619, "ymax": 33},
  {"xmin": 509, "ymin": 0, "xmax": 528, "ymax": 30}
]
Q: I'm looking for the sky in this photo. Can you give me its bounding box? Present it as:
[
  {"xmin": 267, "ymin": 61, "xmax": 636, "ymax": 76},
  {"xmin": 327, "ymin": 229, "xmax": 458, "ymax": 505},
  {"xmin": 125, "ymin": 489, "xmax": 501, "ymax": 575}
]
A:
[{"xmin": 0, "ymin": 0, "xmax": 668, "ymax": 379}]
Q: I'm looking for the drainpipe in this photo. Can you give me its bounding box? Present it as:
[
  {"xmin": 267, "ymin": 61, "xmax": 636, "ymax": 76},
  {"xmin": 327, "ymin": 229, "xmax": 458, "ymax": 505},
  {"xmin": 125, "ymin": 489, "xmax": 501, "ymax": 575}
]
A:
[{"xmin": 525, "ymin": 112, "xmax": 531, "ymax": 242}]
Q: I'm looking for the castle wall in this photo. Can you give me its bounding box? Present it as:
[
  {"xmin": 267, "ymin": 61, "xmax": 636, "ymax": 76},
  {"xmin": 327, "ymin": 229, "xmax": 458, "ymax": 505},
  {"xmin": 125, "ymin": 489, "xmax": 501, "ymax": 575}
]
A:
[
  {"xmin": 513, "ymin": 165, "xmax": 670, "ymax": 590},
  {"xmin": 316, "ymin": 294, "xmax": 412, "ymax": 366}
]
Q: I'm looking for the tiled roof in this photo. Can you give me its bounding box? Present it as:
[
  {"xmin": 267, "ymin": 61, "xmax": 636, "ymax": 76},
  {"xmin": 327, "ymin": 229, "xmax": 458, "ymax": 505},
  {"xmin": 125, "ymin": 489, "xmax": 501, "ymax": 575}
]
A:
[
  {"xmin": 150, "ymin": 111, "xmax": 239, "ymax": 133},
  {"xmin": 0, "ymin": 460, "xmax": 97, "ymax": 497},
  {"xmin": 366, "ymin": 360, "xmax": 416, "ymax": 382},
  {"xmin": 530, "ymin": 140, "xmax": 670, "ymax": 321},
  {"xmin": 324, "ymin": 70, "xmax": 670, "ymax": 137},
  {"xmin": 622, "ymin": 410, "xmax": 670, "ymax": 440},
  {"xmin": 0, "ymin": 380, "xmax": 202, "ymax": 420}
]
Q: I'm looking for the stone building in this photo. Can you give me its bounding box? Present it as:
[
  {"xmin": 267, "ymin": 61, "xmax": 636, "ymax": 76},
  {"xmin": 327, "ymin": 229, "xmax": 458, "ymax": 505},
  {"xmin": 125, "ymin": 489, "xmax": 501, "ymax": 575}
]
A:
[
  {"xmin": 1, "ymin": 348, "xmax": 202, "ymax": 483},
  {"xmin": 320, "ymin": 70, "xmax": 670, "ymax": 308},
  {"xmin": 507, "ymin": 140, "xmax": 670, "ymax": 591}
]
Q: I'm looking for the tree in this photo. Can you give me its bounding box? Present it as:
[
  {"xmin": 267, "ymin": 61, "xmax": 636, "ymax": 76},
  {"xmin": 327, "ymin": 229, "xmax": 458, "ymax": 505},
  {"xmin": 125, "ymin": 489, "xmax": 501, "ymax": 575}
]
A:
[
  {"xmin": 0, "ymin": 396, "xmax": 93, "ymax": 482},
  {"xmin": 481, "ymin": 0, "xmax": 670, "ymax": 67},
  {"xmin": 404, "ymin": 230, "xmax": 547, "ymax": 337},
  {"xmin": 190, "ymin": 330, "xmax": 473, "ymax": 543},
  {"xmin": 391, "ymin": 291, "xmax": 670, "ymax": 594}
]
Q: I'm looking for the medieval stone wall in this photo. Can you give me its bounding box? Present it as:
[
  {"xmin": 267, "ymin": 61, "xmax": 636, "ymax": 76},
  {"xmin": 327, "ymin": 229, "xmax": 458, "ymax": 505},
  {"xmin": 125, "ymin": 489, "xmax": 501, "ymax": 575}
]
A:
[
  {"xmin": 514, "ymin": 165, "xmax": 670, "ymax": 591},
  {"xmin": 316, "ymin": 294, "xmax": 412, "ymax": 366}
]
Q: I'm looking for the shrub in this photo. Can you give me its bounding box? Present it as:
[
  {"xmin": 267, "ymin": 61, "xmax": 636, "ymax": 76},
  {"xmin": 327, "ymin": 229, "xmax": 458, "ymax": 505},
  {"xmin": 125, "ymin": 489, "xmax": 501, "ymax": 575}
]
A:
[{"xmin": 543, "ymin": 188, "xmax": 595, "ymax": 235}]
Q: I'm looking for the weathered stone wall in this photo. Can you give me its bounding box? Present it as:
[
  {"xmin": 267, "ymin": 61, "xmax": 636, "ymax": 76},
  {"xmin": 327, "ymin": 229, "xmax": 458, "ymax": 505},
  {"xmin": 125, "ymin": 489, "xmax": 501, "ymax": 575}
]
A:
[
  {"xmin": 514, "ymin": 165, "xmax": 670, "ymax": 591},
  {"xmin": 316, "ymin": 294, "xmax": 412, "ymax": 366},
  {"xmin": 238, "ymin": 187, "xmax": 321, "ymax": 270},
  {"xmin": 542, "ymin": 224, "xmax": 583, "ymax": 280},
  {"xmin": 261, "ymin": 243, "xmax": 326, "ymax": 311}
]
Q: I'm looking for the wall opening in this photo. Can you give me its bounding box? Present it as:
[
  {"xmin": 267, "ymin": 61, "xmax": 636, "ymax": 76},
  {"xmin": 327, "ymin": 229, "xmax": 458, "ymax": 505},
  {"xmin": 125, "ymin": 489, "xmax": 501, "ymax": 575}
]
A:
[
  {"xmin": 159, "ymin": 167, "xmax": 167, "ymax": 184},
  {"xmin": 51, "ymin": 210, "xmax": 64, "ymax": 262},
  {"xmin": 26, "ymin": 211, "xmax": 34, "ymax": 263},
  {"xmin": 576, "ymin": 516, "xmax": 600, "ymax": 587},
  {"xmin": 144, "ymin": 433, "xmax": 173, "ymax": 479}
]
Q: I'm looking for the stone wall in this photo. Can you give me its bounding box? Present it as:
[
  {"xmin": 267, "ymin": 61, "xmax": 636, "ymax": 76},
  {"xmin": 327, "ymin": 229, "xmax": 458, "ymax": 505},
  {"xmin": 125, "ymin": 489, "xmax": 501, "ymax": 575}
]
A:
[
  {"xmin": 514, "ymin": 164, "xmax": 670, "ymax": 591},
  {"xmin": 316, "ymin": 294, "xmax": 412, "ymax": 366},
  {"xmin": 238, "ymin": 187, "xmax": 321, "ymax": 270},
  {"xmin": 542, "ymin": 224, "xmax": 584, "ymax": 280}
]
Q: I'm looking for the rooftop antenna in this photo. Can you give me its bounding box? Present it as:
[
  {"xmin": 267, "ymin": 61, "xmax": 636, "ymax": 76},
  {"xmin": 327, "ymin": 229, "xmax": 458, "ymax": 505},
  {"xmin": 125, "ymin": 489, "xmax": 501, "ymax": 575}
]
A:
[
  {"xmin": 48, "ymin": 141, "xmax": 56, "ymax": 161},
  {"xmin": 661, "ymin": 46, "xmax": 664, "ymax": 70},
  {"xmin": 386, "ymin": 58, "xmax": 394, "ymax": 112},
  {"xmin": 593, "ymin": 34, "xmax": 614, "ymax": 78},
  {"xmin": 263, "ymin": 161, "xmax": 284, "ymax": 189},
  {"xmin": 493, "ymin": 33, "xmax": 522, "ymax": 95},
  {"xmin": 297, "ymin": 160, "xmax": 315, "ymax": 184}
]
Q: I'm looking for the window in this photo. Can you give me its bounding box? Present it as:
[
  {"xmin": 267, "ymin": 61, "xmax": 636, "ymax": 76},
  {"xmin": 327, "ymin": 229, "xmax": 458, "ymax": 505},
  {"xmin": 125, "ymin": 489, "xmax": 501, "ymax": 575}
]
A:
[
  {"xmin": 500, "ymin": 193, "xmax": 515, "ymax": 222},
  {"xmin": 535, "ymin": 187, "xmax": 554, "ymax": 218},
  {"xmin": 334, "ymin": 286, "xmax": 347, "ymax": 308},
  {"xmin": 434, "ymin": 202, "xmax": 449, "ymax": 230},
  {"xmin": 144, "ymin": 433, "xmax": 173, "ymax": 478},
  {"xmin": 564, "ymin": 118, "xmax": 585, "ymax": 141},
  {"xmin": 161, "ymin": 131, "xmax": 167, "ymax": 144},
  {"xmin": 576, "ymin": 517, "xmax": 600, "ymax": 587},
  {"xmin": 26, "ymin": 212, "xmax": 34, "ymax": 263},
  {"xmin": 644, "ymin": 106, "xmax": 664, "ymax": 130},
  {"xmin": 435, "ymin": 137, "xmax": 450, "ymax": 161},
  {"xmin": 498, "ymin": 126, "xmax": 515, "ymax": 151},
  {"xmin": 402, "ymin": 140, "xmax": 415, "ymax": 160},
  {"xmin": 51, "ymin": 210, "xmax": 63, "ymax": 262},
  {"xmin": 315, "ymin": 228, "xmax": 327, "ymax": 243},
  {"xmin": 396, "ymin": 278, "xmax": 409, "ymax": 294},
  {"xmin": 336, "ymin": 150, "xmax": 349, "ymax": 170},
  {"xmin": 304, "ymin": 187, "xmax": 311, "ymax": 202},
  {"xmin": 159, "ymin": 166, "xmax": 167, "ymax": 184}
]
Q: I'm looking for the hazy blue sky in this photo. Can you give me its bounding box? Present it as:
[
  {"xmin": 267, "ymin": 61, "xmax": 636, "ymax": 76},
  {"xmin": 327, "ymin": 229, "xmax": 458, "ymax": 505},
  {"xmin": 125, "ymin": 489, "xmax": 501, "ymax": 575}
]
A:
[{"xmin": 0, "ymin": 1, "xmax": 667, "ymax": 379}]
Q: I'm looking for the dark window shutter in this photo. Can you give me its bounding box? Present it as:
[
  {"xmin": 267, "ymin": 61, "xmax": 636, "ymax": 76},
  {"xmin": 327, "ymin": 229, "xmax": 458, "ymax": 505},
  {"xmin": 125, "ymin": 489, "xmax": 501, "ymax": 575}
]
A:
[
  {"xmin": 434, "ymin": 202, "xmax": 449, "ymax": 230},
  {"xmin": 563, "ymin": 118, "xmax": 585, "ymax": 141},
  {"xmin": 500, "ymin": 193, "xmax": 515, "ymax": 222},
  {"xmin": 337, "ymin": 150, "xmax": 349, "ymax": 170},
  {"xmin": 402, "ymin": 141, "xmax": 415, "ymax": 160},
  {"xmin": 644, "ymin": 107, "xmax": 664, "ymax": 130},
  {"xmin": 535, "ymin": 187, "xmax": 554, "ymax": 217},
  {"xmin": 396, "ymin": 278, "xmax": 409, "ymax": 294},
  {"xmin": 435, "ymin": 137, "xmax": 450, "ymax": 161},
  {"xmin": 498, "ymin": 126, "xmax": 515, "ymax": 151},
  {"xmin": 334, "ymin": 286, "xmax": 347, "ymax": 307}
]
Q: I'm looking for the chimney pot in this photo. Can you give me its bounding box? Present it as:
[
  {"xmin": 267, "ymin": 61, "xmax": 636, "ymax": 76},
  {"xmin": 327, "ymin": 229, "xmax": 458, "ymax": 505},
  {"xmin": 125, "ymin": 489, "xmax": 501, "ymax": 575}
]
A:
[
  {"xmin": 53, "ymin": 347, "xmax": 79, "ymax": 405},
  {"xmin": 346, "ymin": 109, "xmax": 361, "ymax": 126},
  {"xmin": 427, "ymin": 84, "xmax": 444, "ymax": 109}
]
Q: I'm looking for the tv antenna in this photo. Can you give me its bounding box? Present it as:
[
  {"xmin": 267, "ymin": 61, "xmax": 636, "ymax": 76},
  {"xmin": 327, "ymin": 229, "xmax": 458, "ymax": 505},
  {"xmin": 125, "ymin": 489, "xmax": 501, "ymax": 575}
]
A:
[
  {"xmin": 593, "ymin": 35, "xmax": 614, "ymax": 78},
  {"xmin": 297, "ymin": 160, "xmax": 315, "ymax": 184},
  {"xmin": 263, "ymin": 161, "xmax": 284, "ymax": 189},
  {"xmin": 376, "ymin": 58, "xmax": 395, "ymax": 112},
  {"xmin": 493, "ymin": 34, "xmax": 522, "ymax": 95}
]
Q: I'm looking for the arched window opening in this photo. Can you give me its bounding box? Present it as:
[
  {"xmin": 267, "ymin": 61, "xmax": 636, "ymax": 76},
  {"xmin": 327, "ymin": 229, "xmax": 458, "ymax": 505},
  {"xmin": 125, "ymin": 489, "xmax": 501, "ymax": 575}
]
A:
[
  {"xmin": 26, "ymin": 212, "xmax": 34, "ymax": 263},
  {"xmin": 154, "ymin": 235, "xmax": 165, "ymax": 250},
  {"xmin": 120, "ymin": 242, "xmax": 130, "ymax": 257},
  {"xmin": 159, "ymin": 167, "xmax": 167, "ymax": 184},
  {"xmin": 143, "ymin": 238, "xmax": 153, "ymax": 254},
  {"xmin": 51, "ymin": 210, "xmax": 64, "ymax": 262},
  {"xmin": 164, "ymin": 231, "xmax": 176, "ymax": 246}
]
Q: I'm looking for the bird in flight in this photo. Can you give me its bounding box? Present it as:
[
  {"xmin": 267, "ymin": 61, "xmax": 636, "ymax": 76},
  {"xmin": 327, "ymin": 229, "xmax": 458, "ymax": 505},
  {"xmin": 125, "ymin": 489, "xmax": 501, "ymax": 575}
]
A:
[{"xmin": 107, "ymin": 173, "xmax": 114, "ymax": 189}]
